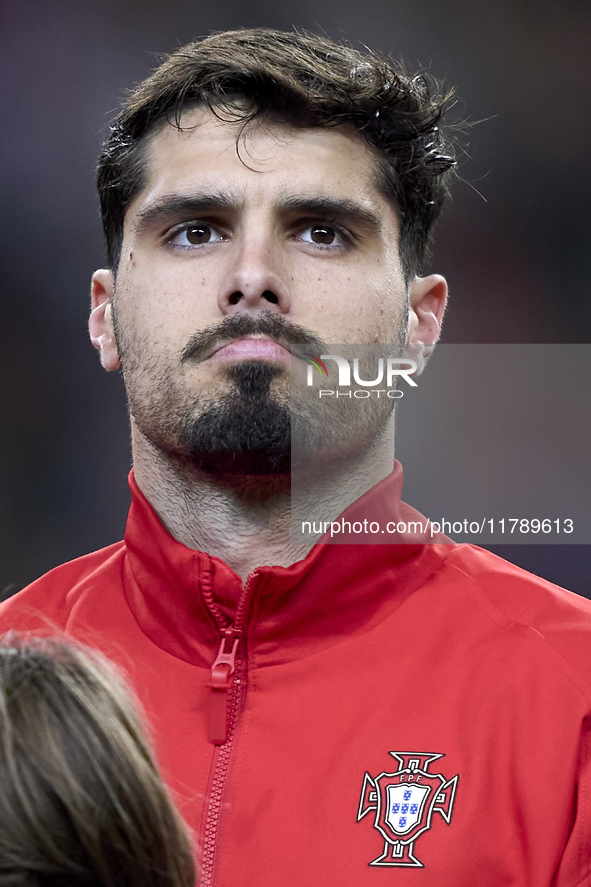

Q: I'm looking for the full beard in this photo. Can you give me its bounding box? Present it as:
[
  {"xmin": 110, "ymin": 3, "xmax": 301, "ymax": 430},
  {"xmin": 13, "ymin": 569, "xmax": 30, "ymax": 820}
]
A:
[
  {"xmin": 178, "ymin": 361, "xmax": 293, "ymax": 475},
  {"xmin": 117, "ymin": 311, "xmax": 403, "ymax": 483},
  {"xmin": 118, "ymin": 313, "xmax": 323, "ymax": 479}
]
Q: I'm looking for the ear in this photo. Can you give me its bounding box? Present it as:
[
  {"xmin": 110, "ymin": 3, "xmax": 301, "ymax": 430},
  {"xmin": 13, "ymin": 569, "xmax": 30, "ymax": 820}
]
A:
[
  {"xmin": 405, "ymin": 274, "xmax": 448, "ymax": 375},
  {"xmin": 89, "ymin": 269, "xmax": 120, "ymax": 371}
]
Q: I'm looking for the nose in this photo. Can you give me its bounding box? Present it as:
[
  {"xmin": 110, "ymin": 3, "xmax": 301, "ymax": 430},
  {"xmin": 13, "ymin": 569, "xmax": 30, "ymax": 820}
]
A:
[{"xmin": 217, "ymin": 236, "xmax": 291, "ymax": 316}]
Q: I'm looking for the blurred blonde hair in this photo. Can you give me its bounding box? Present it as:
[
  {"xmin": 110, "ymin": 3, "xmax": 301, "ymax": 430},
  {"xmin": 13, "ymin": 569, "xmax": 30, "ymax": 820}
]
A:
[{"xmin": 0, "ymin": 633, "xmax": 196, "ymax": 887}]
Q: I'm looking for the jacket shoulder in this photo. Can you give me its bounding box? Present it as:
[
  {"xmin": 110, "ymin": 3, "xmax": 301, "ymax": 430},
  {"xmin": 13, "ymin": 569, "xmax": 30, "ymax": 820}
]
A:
[
  {"xmin": 441, "ymin": 543, "xmax": 591, "ymax": 698},
  {"xmin": 0, "ymin": 542, "xmax": 126, "ymax": 630}
]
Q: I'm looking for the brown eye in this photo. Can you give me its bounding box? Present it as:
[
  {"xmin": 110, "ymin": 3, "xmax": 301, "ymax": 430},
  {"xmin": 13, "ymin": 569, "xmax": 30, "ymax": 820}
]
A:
[
  {"xmin": 310, "ymin": 226, "xmax": 336, "ymax": 244},
  {"xmin": 185, "ymin": 225, "xmax": 212, "ymax": 245}
]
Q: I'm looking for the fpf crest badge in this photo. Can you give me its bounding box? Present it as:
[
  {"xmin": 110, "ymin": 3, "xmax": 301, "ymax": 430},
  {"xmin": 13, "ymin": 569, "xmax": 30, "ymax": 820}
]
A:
[{"xmin": 357, "ymin": 752, "xmax": 459, "ymax": 868}]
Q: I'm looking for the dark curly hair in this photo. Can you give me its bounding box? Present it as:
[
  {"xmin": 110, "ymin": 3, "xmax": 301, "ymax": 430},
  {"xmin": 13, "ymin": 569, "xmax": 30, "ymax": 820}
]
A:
[{"xmin": 97, "ymin": 27, "xmax": 457, "ymax": 279}]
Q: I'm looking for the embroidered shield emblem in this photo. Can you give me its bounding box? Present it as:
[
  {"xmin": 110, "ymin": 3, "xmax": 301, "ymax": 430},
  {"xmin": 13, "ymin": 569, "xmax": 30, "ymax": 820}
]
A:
[
  {"xmin": 357, "ymin": 752, "xmax": 459, "ymax": 868},
  {"xmin": 385, "ymin": 783, "xmax": 430, "ymax": 834}
]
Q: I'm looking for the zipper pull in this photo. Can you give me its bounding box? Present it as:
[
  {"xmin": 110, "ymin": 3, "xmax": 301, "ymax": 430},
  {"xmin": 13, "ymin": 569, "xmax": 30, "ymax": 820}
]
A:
[{"xmin": 208, "ymin": 629, "xmax": 240, "ymax": 745}]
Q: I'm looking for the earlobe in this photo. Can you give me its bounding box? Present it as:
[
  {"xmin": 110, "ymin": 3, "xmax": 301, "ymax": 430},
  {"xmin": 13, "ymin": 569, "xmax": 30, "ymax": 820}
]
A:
[
  {"xmin": 405, "ymin": 274, "xmax": 448, "ymax": 374},
  {"xmin": 89, "ymin": 269, "xmax": 120, "ymax": 371}
]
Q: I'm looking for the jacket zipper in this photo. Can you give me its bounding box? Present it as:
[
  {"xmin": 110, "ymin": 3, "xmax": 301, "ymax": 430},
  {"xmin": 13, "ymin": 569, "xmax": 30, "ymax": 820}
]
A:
[
  {"xmin": 199, "ymin": 565, "xmax": 258, "ymax": 887},
  {"xmin": 200, "ymin": 652, "xmax": 245, "ymax": 887},
  {"xmin": 208, "ymin": 628, "xmax": 240, "ymax": 745}
]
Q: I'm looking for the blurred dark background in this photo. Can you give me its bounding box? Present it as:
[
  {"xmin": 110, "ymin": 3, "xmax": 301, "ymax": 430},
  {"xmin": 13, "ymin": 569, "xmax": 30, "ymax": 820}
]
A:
[{"xmin": 1, "ymin": 0, "xmax": 590, "ymax": 597}]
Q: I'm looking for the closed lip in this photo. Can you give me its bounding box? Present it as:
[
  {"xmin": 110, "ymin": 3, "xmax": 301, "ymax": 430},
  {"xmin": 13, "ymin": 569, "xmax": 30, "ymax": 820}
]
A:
[{"xmin": 207, "ymin": 337, "xmax": 294, "ymax": 363}]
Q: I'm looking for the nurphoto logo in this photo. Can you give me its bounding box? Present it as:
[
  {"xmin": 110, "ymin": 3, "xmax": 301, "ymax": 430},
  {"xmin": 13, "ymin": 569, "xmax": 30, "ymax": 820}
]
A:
[{"xmin": 303, "ymin": 353, "xmax": 418, "ymax": 399}]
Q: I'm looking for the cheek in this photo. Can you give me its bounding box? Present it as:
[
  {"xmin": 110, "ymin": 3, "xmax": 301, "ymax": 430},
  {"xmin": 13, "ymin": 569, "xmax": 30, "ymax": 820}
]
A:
[
  {"xmin": 116, "ymin": 263, "xmax": 214, "ymax": 338},
  {"xmin": 318, "ymin": 273, "xmax": 406, "ymax": 342}
]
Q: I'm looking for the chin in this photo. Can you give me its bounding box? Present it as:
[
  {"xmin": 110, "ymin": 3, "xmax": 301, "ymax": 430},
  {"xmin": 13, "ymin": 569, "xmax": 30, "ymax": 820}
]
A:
[
  {"xmin": 189, "ymin": 446, "xmax": 292, "ymax": 477},
  {"xmin": 179, "ymin": 360, "xmax": 292, "ymax": 477}
]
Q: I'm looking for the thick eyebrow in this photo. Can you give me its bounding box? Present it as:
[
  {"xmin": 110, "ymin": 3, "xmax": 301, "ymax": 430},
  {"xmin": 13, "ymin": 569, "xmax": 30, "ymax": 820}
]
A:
[
  {"xmin": 133, "ymin": 191, "xmax": 242, "ymax": 233},
  {"xmin": 132, "ymin": 191, "xmax": 383, "ymax": 235},
  {"xmin": 277, "ymin": 195, "xmax": 383, "ymax": 232}
]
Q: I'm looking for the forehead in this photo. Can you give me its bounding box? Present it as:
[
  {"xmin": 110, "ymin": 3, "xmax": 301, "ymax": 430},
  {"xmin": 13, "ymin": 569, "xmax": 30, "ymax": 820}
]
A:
[{"xmin": 130, "ymin": 107, "xmax": 397, "ymax": 224}]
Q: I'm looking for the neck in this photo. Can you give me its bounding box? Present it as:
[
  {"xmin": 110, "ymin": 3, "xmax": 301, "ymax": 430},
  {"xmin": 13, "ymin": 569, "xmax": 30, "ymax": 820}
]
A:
[{"xmin": 131, "ymin": 422, "xmax": 395, "ymax": 581}]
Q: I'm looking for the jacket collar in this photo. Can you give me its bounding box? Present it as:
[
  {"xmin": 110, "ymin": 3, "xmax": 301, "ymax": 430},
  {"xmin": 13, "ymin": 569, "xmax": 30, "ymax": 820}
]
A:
[{"xmin": 123, "ymin": 463, "xmax": 452, "ymax": 667}]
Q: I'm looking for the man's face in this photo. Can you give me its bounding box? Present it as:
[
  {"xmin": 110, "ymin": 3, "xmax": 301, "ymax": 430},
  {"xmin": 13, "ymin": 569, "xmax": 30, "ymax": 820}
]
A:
[{"xmin": 90, "ymin": 107, "xmax": 446, "ymax": 475}]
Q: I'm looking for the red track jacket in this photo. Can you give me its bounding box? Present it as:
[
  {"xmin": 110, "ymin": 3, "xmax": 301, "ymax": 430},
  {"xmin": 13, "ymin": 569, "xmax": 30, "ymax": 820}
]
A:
[{"xmin": 1, "ymin": 464, "xmax": 591, "ymax": 886}]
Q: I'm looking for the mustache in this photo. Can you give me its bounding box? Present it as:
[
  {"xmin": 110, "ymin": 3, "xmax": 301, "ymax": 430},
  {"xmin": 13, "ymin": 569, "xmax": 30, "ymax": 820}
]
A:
[{"xmin": 180, "ymin": 312, "xmax": 329, "ymax": 363}]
